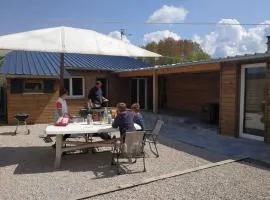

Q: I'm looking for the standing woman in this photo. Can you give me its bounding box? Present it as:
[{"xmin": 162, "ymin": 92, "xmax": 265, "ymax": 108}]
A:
[
  {"xmin": 54, "ymin": 88, "xmax": 71, "ymax": 144},
  {"xmin": 56, "ymin": 88, "xmax": 69, "ymax": 120}
]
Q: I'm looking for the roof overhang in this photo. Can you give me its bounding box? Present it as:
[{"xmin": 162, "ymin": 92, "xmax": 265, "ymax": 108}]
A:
[
  {"xmin": 4, "ymin": 74, "xmax": 60, "ymax": 79},
  {"xmin": 119, "ymin": 63, "xmax": 221, "ymax": 77}
]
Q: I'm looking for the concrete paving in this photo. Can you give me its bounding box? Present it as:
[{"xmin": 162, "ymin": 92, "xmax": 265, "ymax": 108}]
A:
[{"xmin": 143, "ymin": 112, "xmax": 270, "ymax": 163}]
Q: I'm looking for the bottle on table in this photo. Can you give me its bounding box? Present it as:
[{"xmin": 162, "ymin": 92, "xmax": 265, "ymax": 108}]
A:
[
  {"xmin": 107, "ymin": 113, "xmax": 112, "ymax": 124},
  {"xmin": 87, "ymin": 114, "xmax": 93, "ymax": 125}
]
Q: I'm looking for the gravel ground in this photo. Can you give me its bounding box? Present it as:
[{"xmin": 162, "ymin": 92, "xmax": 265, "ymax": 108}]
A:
[
  {"xmin": 90, "ymin": 161, "xmax": 270, "ymax": 200},
  {"xmin": 0, "ymin": 124, "xmax": 229, "ymax": 200}
]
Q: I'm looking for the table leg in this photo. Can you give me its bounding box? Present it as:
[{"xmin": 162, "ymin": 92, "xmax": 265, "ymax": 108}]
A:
[{"xmin": 54, "ymin": 134, "xmax": 63, "ymax": 169}]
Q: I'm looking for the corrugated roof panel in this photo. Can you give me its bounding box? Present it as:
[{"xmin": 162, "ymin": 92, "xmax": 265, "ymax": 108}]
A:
[
  {"xmin": 41, "ymin": 52, "xmax": 58, "ymax": 75},
  {"xmin": 0, "ymin": 51, "xmax": 152, "ymax": 77},
  {"xmin": 32, "ymin": 52, "xmax": 47, "ymax": 76},
  {"xmin": 15, "ymin": 52, "xmax": 22, "ymax": 75},
  {"xmin": 21, "ymin": 51, "xmax": 30, "ymax": 74},
  {"xmin": 28, "ymin": 51, "xmax": 41, "ymax": 76}
]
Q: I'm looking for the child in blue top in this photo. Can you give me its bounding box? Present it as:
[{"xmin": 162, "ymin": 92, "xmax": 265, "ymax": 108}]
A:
[{"xmin": 131, "ymin": 103, "xmax": 145, "ymax": 131}]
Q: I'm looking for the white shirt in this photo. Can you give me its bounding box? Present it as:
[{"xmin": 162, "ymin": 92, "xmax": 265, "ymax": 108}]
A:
[{"xmin": 55, "ymin": 97, "xmax": 68, "ymax": 120}]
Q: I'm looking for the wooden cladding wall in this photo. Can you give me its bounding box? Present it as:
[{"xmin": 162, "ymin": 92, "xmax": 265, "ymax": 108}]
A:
[
  {"xmin": 108, "ymin": 74, "xmax": 131, "ymax": 107},
  {"xmin": 164, "ymin": 72, "xmax": 220, "ymax": 115},
  {"xmin": 7, "ymin": 79, "xmax": 59, "ymax": 124},
  {"xmin": 6, "ymin": 72, "xmax": 131, "ymax": 124},
  {"xmin": 219, "ymin": 62, "xmax": 239, "ymax": 137}
]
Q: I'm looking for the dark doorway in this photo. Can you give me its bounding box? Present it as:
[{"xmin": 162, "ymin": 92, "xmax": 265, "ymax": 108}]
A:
[
  {"xmin": 158, "ymin": 76, "xmax": 167, "ymax": 109},
  {"xmin": 131, "ymin": 79, "xmax": 137, "ymax": 106},
  {"xmin": 0, "ymin": 87, "xmax": 7, "ymax": 123}
]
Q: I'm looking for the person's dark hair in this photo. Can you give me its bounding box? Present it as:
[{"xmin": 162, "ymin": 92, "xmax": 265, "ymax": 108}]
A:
[
  {"xmin": 131, "ymin": 103, "xmax": 140, "ymax": 113},
  {"xmin": 59, "ymin": 87, "xmax": 68, "ymax": 97},
  {"xmin": 117, "ymin": 102, "xmax": 127, "ymax": 113},
  {"xmin": 96, "ymin": 81, "xmax": 102, "ymax": 86}
]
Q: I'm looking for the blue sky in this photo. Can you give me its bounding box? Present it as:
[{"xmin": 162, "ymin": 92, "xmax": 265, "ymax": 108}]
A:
[{"xmin": 1, "ymin": 0, "xmax": 270, "ymax": 57}]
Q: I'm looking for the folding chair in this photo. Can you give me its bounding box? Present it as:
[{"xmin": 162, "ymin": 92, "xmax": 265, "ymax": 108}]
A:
[
  {"xmin": 112, "ymin": 131, "xmax": 146, "ymax": 174},
  {"xmin": 145, "ymin": 120, "xmax": 164, "ymax": 157}
]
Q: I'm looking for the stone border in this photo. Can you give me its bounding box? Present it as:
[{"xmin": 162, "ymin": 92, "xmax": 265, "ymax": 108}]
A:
[{"xmin": 74, "ymin": 157, "xmax": 246, "ymax": 200}]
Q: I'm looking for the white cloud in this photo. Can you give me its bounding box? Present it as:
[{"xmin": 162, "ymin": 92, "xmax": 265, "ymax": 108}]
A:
[
  {"xmin": 147, "ymin": 5, "xmax": 188, "ymax": 23},
  {"xmin": 194, "ymin": 19, "xmax": 270, "ymax": 57},
  {"xmin": 108, "ymin": 31, "xmax": 130, "ymax": 43},
  {"xmin": 144, "ymin": 30, "xmax": 181, "ymax": 44}
]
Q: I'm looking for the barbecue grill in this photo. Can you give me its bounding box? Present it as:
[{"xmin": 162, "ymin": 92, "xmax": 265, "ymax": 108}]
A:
[{"xmin": 14, "ymin": 113, "xmax": 30, "ymax": 135}]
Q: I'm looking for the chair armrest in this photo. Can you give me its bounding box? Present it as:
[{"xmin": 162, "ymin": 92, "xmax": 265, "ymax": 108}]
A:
[
  {"xmin": 144, "ymin": 129, "xmax": 152, "ymax": 134},
  {"xmin": 144, "ymin": 128, "xmax": 152, "ymax": 132}
]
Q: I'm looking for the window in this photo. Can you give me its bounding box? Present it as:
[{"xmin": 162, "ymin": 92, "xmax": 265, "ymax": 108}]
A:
[
  {"xmin": 64, "ymin": 77, "xmax": 84, "ymax": 98},
  {"xmin": 24, "ymin": 80, "xmax": 44, "ymax": 93}
]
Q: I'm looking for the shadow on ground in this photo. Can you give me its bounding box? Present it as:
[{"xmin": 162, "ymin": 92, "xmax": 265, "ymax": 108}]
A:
[{"xmin": 0, "ymin": 146, "xmax": 122, "ymax": 178}]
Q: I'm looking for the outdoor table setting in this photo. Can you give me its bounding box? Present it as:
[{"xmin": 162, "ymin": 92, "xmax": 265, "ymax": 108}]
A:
[{"xmin": 45, "ymin": 120, "xmax": 141, "ymax": 169}]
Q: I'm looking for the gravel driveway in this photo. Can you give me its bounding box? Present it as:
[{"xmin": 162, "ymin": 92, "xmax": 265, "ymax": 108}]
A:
[
  {"xmin": 1, "ymin": 124, "xmax": 268, "ymax": 200},
  {"xmin": 90, "ymin": 161, "xmax": 270, "ymax": 200}
]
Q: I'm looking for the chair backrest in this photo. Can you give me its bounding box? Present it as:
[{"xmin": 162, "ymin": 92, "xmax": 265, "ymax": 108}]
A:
[
  {"xmin": 124, "ymin": 131, "xmax": 145, "ymax": 155},
  {"xmin": 152, "ymin": 120, "xmax": 164, "ymax": 135}
]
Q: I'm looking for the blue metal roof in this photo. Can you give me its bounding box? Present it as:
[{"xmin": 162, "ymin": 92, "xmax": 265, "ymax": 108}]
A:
[{"xmin": 0, "ymin": 51, "xmax": 153, "ymax": 77}]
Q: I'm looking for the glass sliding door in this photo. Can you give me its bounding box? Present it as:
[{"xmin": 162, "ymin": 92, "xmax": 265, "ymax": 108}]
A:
[
  {"xmin": 131, "ymin": 78, "xmax": 148, "ymax": 109},
  {"xmin": 240, "ymin": 63, "xmax": 267, "ymax": 140}
]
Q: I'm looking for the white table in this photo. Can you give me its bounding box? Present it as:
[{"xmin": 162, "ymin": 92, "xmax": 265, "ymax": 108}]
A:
[{"xmin": 45, "ymin": 122, "xmax": 141, "ymax": 169}]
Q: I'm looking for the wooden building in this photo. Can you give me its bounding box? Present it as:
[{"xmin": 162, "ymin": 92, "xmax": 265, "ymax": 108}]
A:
[
  {"xmin": 1, "ymin": 50, "xmax": 270, "ymax": 143},
  {"xmin": 0, "ymin": 51, "xmax": 144, "ymax": 124},
  {"xmin": 119, "ymin": 53, "xmax": 270, "ymax": 143}
]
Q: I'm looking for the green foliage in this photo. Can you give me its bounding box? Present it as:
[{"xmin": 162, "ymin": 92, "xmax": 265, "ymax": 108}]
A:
[{"xmin": 143, "ymin": 38, "xmax": 211, "ymax": 65}]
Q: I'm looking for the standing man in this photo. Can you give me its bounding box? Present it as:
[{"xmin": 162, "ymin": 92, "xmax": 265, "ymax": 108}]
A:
[{"xmin": 88, "ymin": 81, "xmax": 108, "ymax": 108}]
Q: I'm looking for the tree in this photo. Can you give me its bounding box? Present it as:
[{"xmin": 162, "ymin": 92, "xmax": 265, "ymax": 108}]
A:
[{"xmin": 143, "ymin": 38, "xmax": 210, "ymax": 65}]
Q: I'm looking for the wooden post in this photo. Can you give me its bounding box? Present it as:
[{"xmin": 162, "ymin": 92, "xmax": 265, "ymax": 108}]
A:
[
  {"xmin": 59, "ymin": 53, "xmax": 65, "ymax": 91},
  {"xmin": 153, "ymin": 72, "xmax": 158, "ymax": 113}
]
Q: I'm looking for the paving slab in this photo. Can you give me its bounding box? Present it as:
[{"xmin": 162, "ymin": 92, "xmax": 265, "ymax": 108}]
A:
[{"xmin": 143, "ymin": 112, "xmax": 270, "ymax": 163}]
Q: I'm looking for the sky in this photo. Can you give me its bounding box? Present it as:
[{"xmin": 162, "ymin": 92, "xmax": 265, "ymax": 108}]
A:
[{"xmin": 1, "ymin": 0, "xmax": 270, "ymax": 58}]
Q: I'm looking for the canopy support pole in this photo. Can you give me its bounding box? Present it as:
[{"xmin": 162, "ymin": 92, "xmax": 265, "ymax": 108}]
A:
[{"xmin": 59, "ymin": 53, "xmax": 65, "ymax": 90}]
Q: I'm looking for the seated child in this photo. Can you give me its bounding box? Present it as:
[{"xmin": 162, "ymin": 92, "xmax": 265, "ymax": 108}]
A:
[{"xmin": 131, "ymin": 103, "xmax": 145, "ymax": 131}]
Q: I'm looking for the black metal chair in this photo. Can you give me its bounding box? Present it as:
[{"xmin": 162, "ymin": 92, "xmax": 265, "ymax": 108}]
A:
[
  {"xmin": 144, "ymin": 120, "xmax": 164, "ymax": 157},
  {"xmin": 14, "ymin": 113, "xmax": 30, "ymax": 135},
  {"xmin": 112, "ymin": 131, "xmax": 146, "ymax": 174}
]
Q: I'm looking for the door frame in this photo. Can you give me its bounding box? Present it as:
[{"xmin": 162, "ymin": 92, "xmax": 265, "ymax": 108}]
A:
[
  {"xmin": 132, "ymin": 78, "xmax": 148, "ymax": 110},
  {"xmin": 239, "ymin": 63, "xmax": 266, "ymax": 141}
]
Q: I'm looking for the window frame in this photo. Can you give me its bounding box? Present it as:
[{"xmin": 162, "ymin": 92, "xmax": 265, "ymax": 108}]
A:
[
  {"xmin": 23, "ymin": 80, "xmax": 44, "ymax": 94},
  {"xmin": 64, "ymin": 76, "xmax": 85, "ymax": 99}
]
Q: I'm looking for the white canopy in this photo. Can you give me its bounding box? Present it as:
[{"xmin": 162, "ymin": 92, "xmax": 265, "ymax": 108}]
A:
[{"xmin": 0, "ymin": 26, "xmax": 161, "ymax": 57}]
